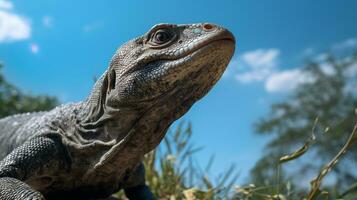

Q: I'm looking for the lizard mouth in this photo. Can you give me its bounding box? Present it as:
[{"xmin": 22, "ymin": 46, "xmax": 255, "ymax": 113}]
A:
[
  {"xmin": 165, "ymin": 30, "xmax": 235, "ymax": 61},
  {"xmin": 171, "ymin": 31, "xmax": 235, "ymax": 60},
  {"xmin": 177, "ymin": 31, "xmax": 235, "ymax": 60}
]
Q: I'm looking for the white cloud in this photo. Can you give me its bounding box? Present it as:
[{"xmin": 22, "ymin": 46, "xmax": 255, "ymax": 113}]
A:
[
  {"xmin": 241, "ymin": 48, "xmax": 280, "ymax": 69},
  {"xmin": 0, "ymin": 11, "xmax": 31, "ymax": 42},
  {"xmin": 0, "ymin": 1, "xmax": 31, "ymax": 43},
  {"xmin": 42, "ymin": 16, "xmax": 53, "ymax": 28},
  {"xmin": 265, "ymin": 69, "xmax": 314, "ymax": 92},
  {"xmin": 235, "ymin": 67, "xmax": 273, "ymax": 83},
  {"xmin": 319, "ymin": 62, "xmax": 336, "ymax": 76},
  {"xmin": 231, "ymin": 36, "xmax": 357, "ymax": 93},
  {"xmin": 333, "ymin": 38, "xmax": 357, "ymax": 50},
  {"xmin": 232, "ymin": 48, "xmax": 315, "ymax": 93},
  {"xmin": 0, "ymin": 0, "xmax": 12, "ymax": 10},
  {"xmin": 235, "ymin": 49, "xmax": 280, "ymax": 83},
  {"xmin": 30, "ymin": 43, "xmax": 39, "ymax": 54}
]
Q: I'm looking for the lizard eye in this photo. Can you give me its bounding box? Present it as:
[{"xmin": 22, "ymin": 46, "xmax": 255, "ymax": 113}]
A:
[
  {"xmin": 153, "ymin": 29, "xmax": 171, "ymax": 44},
  {"xmin": 152, "ymin": 29, "xmax": 172, "ymax": 44},
  {"xmin": 147, "ymin": 28, "xmax": 178, "ymax": 48}
]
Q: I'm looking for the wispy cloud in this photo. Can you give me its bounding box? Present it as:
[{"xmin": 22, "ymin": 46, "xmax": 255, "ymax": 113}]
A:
[
  {"xmin": 42, "ymin": 16, "xmax": 53, "ymax": 28},
  {"xmin": 83, "ymin": 21, "xmax": 103, "ymax": 33},
  {"xmin": 0, "ymin": 0, "xmax": 12, "ymax": 9},
  {"xmin": 235, "ymin": 48, "xmax": 280, "ymax": 83},
  {"xmin": 241, "ymin": 48, "xmax": 280, "ymax": 69},
  {"xmin": 265, "ymin": 69, "xmax": 314, "ymax": 92},
  {"xmin": 30, "ymin": 43, "xmax": 39, "ymax": 54},
  {"xmin": 333, "ymin": 37, "xmax": 357, "ymax": 50},
  {"xmin": 232, "ymin": 40, "xmax": 357, "ymax": 93},
  {"xmin": 301, "ymin": 47, "xmax": 315, "ymax": 58},
  {"xmin": 0, "ymin": 0, "xmax": 31, "ymax": 43},
  {"xmin": 232, "ymin": 48, "xmax": 315, "ymax": 93}
]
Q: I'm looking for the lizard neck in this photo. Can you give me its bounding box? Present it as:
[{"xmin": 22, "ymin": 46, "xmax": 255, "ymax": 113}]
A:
[{"xmin": 78, "ymin": 71, "xmax": 141, "ymax": 141}]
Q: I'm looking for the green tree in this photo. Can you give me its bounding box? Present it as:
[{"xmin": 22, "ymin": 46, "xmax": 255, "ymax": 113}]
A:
[
  {"xmin": 250, "ymin": 52, "xmax": 357, "ymax": 197},
  {"xmin": 0, "ymin": 62, "xmax": 58, "ymax": 117}
]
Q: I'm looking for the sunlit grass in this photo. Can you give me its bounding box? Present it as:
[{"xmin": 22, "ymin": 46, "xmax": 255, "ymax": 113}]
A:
[
  {"xmin": 115, "ymin": 117, "xmax": 357, "ymax": 200},
  {"xmin": 115, "ymin": 122, "xmax": 239, "ymax": 199}
]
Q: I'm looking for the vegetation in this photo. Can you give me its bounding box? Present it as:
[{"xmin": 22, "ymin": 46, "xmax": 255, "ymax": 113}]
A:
[
  {"xmin": 116, "ymin": 122, "xmax": 239, "ymax": 200},
  {"xmin": 119, "ymin": 52, "xmax": 357, "ymax": 200},
  {"xmin": 0, "ymin": 62, "xmax": 58, "ymax": 117},
  {"xmin": 248, "ymin": 52, "xmax": 357, "ymax": 199}
]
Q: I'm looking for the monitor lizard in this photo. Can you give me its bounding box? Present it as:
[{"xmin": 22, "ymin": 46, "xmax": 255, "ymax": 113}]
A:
[{"xmin": 0, "ymin": 23, "xmax": 235, "ymax": 199}]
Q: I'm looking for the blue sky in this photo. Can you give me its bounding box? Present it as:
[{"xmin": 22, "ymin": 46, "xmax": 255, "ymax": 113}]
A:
[{"xmin": 1, "ymin": 0, "xmax": 357, "ymax": 183}]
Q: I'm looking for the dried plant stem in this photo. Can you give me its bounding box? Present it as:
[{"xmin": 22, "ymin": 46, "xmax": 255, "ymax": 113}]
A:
[{"xmin": 305, "ymin": 122, "xmax": 357, "ymax": 200}]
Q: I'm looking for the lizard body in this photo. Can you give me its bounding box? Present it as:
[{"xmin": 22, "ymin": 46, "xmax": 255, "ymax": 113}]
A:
[{"xmin": 0, "ymin": 23, "xmax": 235, "ymax": 199}]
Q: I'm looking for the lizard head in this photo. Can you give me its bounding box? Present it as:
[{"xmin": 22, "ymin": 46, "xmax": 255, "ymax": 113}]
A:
[
  {"xmin": 105, "ymin": 23, "xmax": 235, "ymax": 111},
  {"xmin": 84, "ymin": 23, "xmax": 235, "ymax": 137},
  {"xmin": 81, "ymin": 23, "xmax": 235, "ymax": 160}
]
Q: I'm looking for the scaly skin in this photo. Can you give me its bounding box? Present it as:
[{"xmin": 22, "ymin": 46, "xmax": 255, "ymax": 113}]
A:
[{"xmin": 0, "ymin": 23, "xmax": 235, "ymax": 199}]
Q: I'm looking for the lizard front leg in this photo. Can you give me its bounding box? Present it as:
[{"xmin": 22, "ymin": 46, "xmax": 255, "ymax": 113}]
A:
[
  {"xmin": 0, "ymin": 177, "xmax": 44, "ymax": 199},
  {"xmin": 123, "ymin": 163, "xmax": 156, "ymax": 200},
  {"xmin": 0, "ymin": 134, "xmax": 70, "ymax": 199}
]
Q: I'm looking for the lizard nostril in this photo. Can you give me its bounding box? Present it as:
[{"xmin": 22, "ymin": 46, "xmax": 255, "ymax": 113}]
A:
[{"xmin": 203, "ymin": 23, "xmax": 215, "ymax": 31}]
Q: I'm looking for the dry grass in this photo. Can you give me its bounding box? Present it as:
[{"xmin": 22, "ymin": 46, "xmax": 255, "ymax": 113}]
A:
[
  {"xmin": 116, "ymin": 122, "xmax": 238, "ymax": 200},
  {"xmin": 116, "ymin": 115, "xmax": 357, "ymax": 200}
]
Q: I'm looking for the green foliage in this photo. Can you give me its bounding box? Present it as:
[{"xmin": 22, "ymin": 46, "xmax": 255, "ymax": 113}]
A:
[
  {"xmin": 250, "ymin": 52, "xmax": 357, "ymax": 198},
  {"xmin": 340, "ymin": 183, "xmax": 357, "ymax": 200},
  {"xmin": 0, "ymin": 63, "xmax": 58, "ymax": 116}
]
